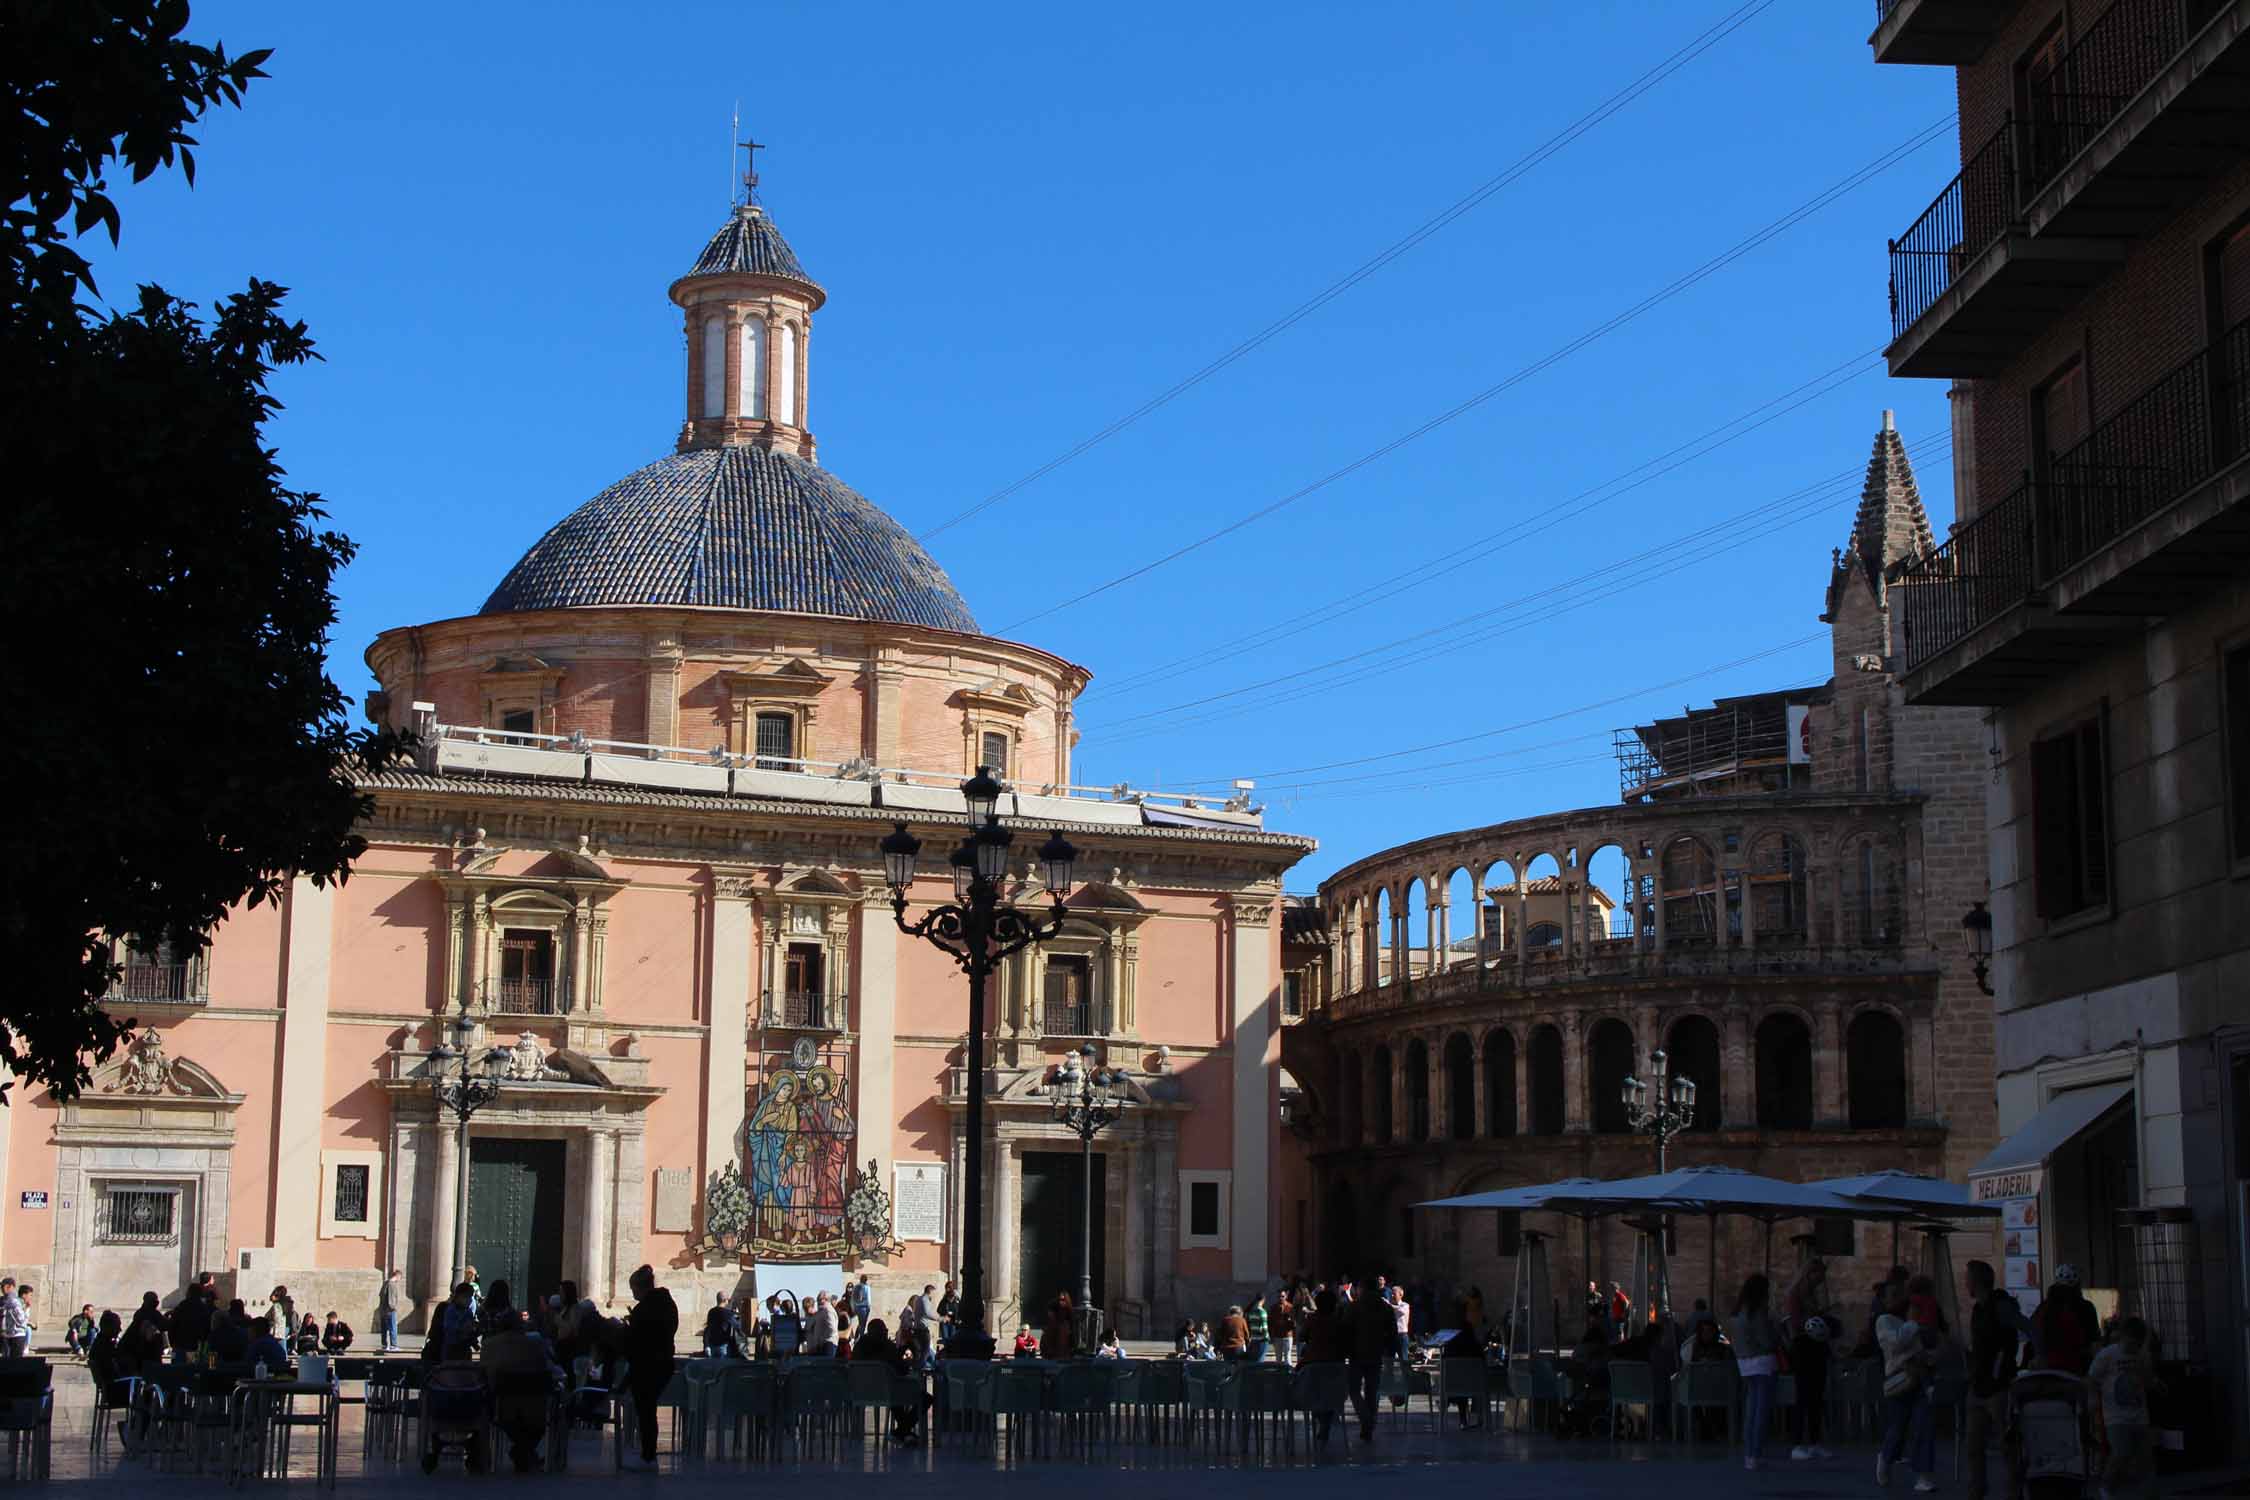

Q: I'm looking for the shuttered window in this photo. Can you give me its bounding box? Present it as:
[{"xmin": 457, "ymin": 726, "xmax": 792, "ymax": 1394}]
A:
[{"xmin": 2032, "ymin": 715, "xmax": 2109, "ymax": 919}]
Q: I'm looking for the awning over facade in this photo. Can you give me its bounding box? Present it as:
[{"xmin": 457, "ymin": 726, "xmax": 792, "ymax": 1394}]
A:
[{"xmin": 1970, "ymin": 1082, "xmax": 2132, "ymax": 1181}]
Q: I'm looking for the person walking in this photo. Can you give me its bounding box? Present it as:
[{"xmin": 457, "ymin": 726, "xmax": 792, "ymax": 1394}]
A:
[
  {"xmin": 803, "ymin": 1291, "xmax": 839, "ymax": 1356},
  {"xmin": 618, "ymin": 1264, "xmax": 678, "ymax": 1472},
  {"xmin": 1347, "ymin": 1274, "xmax": 1394, "ymax": 1443},
  {"xmin": 1389, "ymin": 1283, "xmax": 1412, "ymax": 1365},
  {"xmin": 1245, "ymin": 1292, "xmax": 1271, "ymax": 1364},
  {"xmin": 848, "ymin": 1274, "xmax": 873, "ymax": 1340},
  {"xmin": 1876, "ymin": 1279, "xmax": 1939, "ymax": 1492},
  {"xmin": 1728, "ymin": 1273, "xmax": 1784, "ymax": 1471},
  {"xmin": 1783, "ymin": 1255, "xmax": 1837, "ymax": 1460},
  {"xmin": 0, "ymin": 1280, "xmax": 27, "ymax": 1359},
  {"xmin": 1216, "ymin": 1303, "xmax": 1248, "ymax": 1361},
  {"xmin": 2087, "ymin": 1316, "xmax": 2157, "ymax": 1500},
  {"xmin": 1962, "ymin": 1258, "xmax": 2029, "ymax": 1499},
  {"xmin": 1274, "ymin": 1289, "xmax": 1296, "ymax": 1367},
  {"xmin": 376, "ymin": 1268, "xmax": 403, "ymax": 1352}
]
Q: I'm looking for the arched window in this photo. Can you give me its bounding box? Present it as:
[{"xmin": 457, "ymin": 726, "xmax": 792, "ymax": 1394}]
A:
[
  {"xmin": 1445, "ymin": 1034, "xmax": 1475, "ymax": 1139},
  {"xmin": 1339, "ymin": 1053, "xmax": 1363, "ymax": 1145},
  {"xmin": 1748, "ymin": 832, "xmax": 1808, "ymax": 942},
  {"xmin": 1371, "ymin": 1046, "xmax": 1395, "ymax": 1142},
  {"xmin": 699, "ymin": 316, "xmax": 725, "ymax": 419},
  {"xmin": 777, "ymin": 322, "xmax": 800, "ymax": 425},
  {"xmin": 1406, "ymin": 1039, "xmax": 1431, "ymax": 1142},
  {"xmin": 1526, "ymin": 921, "xmax": 1562, "ymax": 949},
  {"xmin": 1666, "ymin": 1014, "xmax": 1724, "ymax": 1131},
  {"xmin": 1376, "ymin": 889, "xmax": 1395, "ymax": 986},
  {"xmin": 1484, "ymin": 1029, "xmax": 1517, "ymax": 1137},
  {"xmin": 1755, "ymin": 1012, "xmax": 1814, "ymax": 1130},
  {"xmin": 1847, "ymin": 1010, "xmax": 1909, "ymax": 1128},
  {"xmin": 1590, "ymin": 1018, "xmax": 1636, "ymax": 1132},
  {"xmin": 739, "ymin": 317, "xmax": 768, "ymax": 418},
  {"xmin": 1528, "ymin": 1026, "xmax": 1564, "ymax": 1136}
]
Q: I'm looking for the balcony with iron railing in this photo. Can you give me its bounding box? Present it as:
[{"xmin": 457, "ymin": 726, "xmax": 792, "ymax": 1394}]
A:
[
  {"xmin": 485, "ymin": 977, "xmax": 557, "ymax": 1015},
  {"xmin": 760, "ymin": 988, "xmax": 845, "ymax": 1031},
  {"xmin": 1042, "ymin": 1001, "xmax": 1110, "ymax": 1038},
  {"xmin": 1872, "ymin": 0, "xmax": 2028, "ymax": 66},
  {"xmin": 110, "ymin": 960, "xmax": 207, "ymax": 1006},
  {"xmin": 1896, "ymin": 313, "xmax": 2250, "ymax": 703},
  {"xmin": 1884, "ymin": 0, "xmax": 2247, "ymax": 377}
]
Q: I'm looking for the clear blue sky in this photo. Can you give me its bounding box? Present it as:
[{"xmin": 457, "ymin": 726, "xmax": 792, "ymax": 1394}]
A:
[{"xmin": 83, "ymin": 0, "xmax": 1956, "ymax": 896}]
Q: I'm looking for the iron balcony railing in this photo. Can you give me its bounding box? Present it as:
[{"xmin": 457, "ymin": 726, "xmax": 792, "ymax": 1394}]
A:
[
  {"xmin": 487, "ymin": 977, "xmax": 556, "ymax": 1014},
  {"xmin": 762, "ymin": 989, "xmax": 841, "ymax": 1029},
  {"xmin": 1890, "ymin": 115, "xmax": 2021, "ymax": 341},
  {"xmin": 1898, "ymin": 314, "xmax": 2250, "ymax": 672},
  {"xmin": 1888, "ymin": 0, "xmax": 2227, "ymax": 343},
  {"xmin": 115, "ymin": 961, "xmax": 206, "ymax": 1004},
  {"xmin": 1044, "ymin": 1001, "xmax": 1108, "ymax": 1037}
]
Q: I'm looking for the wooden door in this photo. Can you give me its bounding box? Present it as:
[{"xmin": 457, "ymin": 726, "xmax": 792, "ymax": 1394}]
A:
[{"xmin": 466, "ymin": 1137, "xmax": 566, "ymax": 1306}]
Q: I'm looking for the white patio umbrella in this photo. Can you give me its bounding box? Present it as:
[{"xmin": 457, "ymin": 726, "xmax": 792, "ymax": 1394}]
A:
[{"xmin": 1416, "ymin": 1180, "xmax": 1613, "ymax": 1351}]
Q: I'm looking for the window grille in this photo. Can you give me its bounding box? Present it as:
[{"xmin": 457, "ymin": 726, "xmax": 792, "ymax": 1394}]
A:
[
  {"xmin": 102, "ymin": 1186, "xmax": 178, "ymax": 1245},
  {"xmin": 334, "ymin": 1164, "xmax": 371, "ymax": 1224},
  {"xmin": 754, "ymin": 712, "xmax": 796, "ymax": 771},
  {"xmin": 979, "ymin": 731, "xmax": 1009, "ymax": 776}
]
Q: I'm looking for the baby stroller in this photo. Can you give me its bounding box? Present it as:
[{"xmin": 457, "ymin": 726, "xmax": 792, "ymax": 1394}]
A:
[
  {"xmin": 419, "ymin": 1362, "xmax": 493, "ymax": 1474},
  {"xmin": 2008, "ymin": 1368, "xmax": 2088, "ymax": 1499}
]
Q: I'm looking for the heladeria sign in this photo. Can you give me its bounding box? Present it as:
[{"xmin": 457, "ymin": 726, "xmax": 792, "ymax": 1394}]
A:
[{"xmin": 1972, "ymin": 1169, "xmax": 2042, "ymax": 1202}]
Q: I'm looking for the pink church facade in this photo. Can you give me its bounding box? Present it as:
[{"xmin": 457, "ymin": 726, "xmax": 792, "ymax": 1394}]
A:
[{"xmin": 0, "ymin": 187, "xmax": 1315, "ymax": 1336}]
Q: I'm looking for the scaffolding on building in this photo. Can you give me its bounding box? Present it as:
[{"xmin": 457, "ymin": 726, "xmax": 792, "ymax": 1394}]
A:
[{"xmin": 1614, "ymin": 685, "xmax": 1828, "ymax": 802}]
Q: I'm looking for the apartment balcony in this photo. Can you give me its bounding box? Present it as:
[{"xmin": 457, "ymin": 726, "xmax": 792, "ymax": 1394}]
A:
[
  {"xmin": 1897, "ymin": 315, "xmax": 2250, "ymax": 704},
  {"xmin": 1872, "ymin": 0, "xmax": 2027, "ymax": 65},
  {"xmin": 1885, "ymin": 0, "xmax": 2249, "ymax": 378}
]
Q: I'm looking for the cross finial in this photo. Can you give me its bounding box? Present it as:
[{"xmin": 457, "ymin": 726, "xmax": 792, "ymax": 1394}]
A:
[{"xmin": 737, "ymin": 135, "xmax": 767, "ymax": 206}]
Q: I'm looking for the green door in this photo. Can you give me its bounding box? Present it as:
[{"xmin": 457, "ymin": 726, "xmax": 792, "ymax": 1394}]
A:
[
  {"xmin": 466, "ymin": 1137, "xmax": 566, "ymax": 1307},
  {"xmin": 1019, "ymin": 1150, "xmax": 1105, "ymax": 1323}
]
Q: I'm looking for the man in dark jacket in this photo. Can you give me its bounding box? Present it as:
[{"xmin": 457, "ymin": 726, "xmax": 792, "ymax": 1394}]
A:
[
  {"xmin": 166, "ymin": 1285, "xmax": 213, "ymax": 1361},
  {"xmin": 1964, "ymin": 1259, "xmax": 2031, "ymax": 1500},
  {"xmin": 619, "ymin": 1264, "xmax": 678, "ymax": 1471},
  {"xmin": 1346, "ymin": 1273, "xmax": 1395, "ymax": 1442}
]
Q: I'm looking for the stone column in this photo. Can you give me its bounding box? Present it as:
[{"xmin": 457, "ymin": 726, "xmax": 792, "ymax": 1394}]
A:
[
  {"xmin": 1561, "ymin": 1010, "xmax": 1587, "ymax": 1131},
  {"xmin": 707, "ymin": 879, "xmax": 755, "ymax": 1194},
  {"xmin": 1814, "ymin": 1003, "xmax": 1846, "ymax": 1128},
  {"xmin": 1472, "ymin": 1036, "xmax": 1489, "ymax": 1138},
  {"xmin": 855, "ymin": 894, "xmax": 899, "ymax": 1195},
  {"xmin": 1561, "ymin": 882, "xmax": 1576, "ymax": 965},
  {"xmin": 1722, "ymin": 1010, "xmax": 1754, "ymax": 1129},
  {"xmin": 1229, "ymin": 897, "xmax": 1275, "ymax": 1280},
  {"xmin": 1653, "ymin": 865, "xmax": 1670, "ymax": 952},
  {"xmin": 444, "ymin": 895, "xmax": 470, "ymax": 1012},
  {"xmin": 1514, "ymin": 1037, "xmax": 1530, "ymax": 1135},
  {"xmin": 1515, "ymin": 877, "xmax": 1529, "ymax": 984},
  {"xmin": 988, "ymin": 1134, "xmax": 1016, "ymax": 1331},
  {"xmin": 584, "ymin": 1127, "xmax": 615, "ymax": 1308},
  {"xmin": 427, "ymin": 1119, "xmax": 460, "ymax": 1316},
  {"xmin": 1103, "ymin": 933, "xmax": 1125, "ymax": 1037},
  {"xmin": 273, "ymin": 874, "xmax": 335, "ymax": 1270}
]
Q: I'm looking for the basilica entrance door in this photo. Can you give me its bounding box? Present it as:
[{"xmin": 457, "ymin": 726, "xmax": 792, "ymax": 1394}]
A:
[
  {"xmin": 1019, "ymin": 1150, "xmax": 1104, "ymax": 1323},
  {"xmin": 466, "ymin": 1137, "xmax": 565, "ymax": 1305}
]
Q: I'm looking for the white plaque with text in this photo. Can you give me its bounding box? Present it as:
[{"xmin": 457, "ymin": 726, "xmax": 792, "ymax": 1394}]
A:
[{"xmin": 894, "ymin": 1163, "xmax": 946, "ymax": 1242}]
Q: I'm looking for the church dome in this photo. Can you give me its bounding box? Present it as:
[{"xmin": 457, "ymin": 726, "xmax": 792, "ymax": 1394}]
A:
[{"xmin": 479, "ymin": 444, "xmax": 980, "ymax": 633}]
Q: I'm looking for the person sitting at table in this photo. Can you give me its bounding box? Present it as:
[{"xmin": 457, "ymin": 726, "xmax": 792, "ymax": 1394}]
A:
[
  {"xmin": 434, "ymin": 1282, "xmax": 482, "ymax": 1362},
  {"xmin": 321, "ymin": 1312, "xmax": 353, "ymax": 1354},
  {"xmin": 1173, "ymin": 1318, "xmax": 1196, "ymax": 1356},
  {"xmin": 1094, "ymin": 1330, "xmax": 1124, "ymax": 1361},
  {"xmin": 851, "ymin": 1318, "xmax": 925, "ymax": 1446},
  {"xmin": 483, "ymin": 1309, "xmax": 565, "ymax": 1473},
  {"xmin": 296, "ymin": 1313, "xmax": 321, "ymax": 1354},
  {"xmin": 1441, "ymin": 1303, "xmax": 1487, "ymax": 1430},
  {"xmin": 208, "ymin": 1300, "xmax": 252, "ymax": 1363},
  {"xmin": 1189, "ymin": 1322, "xmax": 1216, "ymax": 1360},
  {"xmin": 245, "ymin": 1320, "xmax": 290, "ymax": 1374}
]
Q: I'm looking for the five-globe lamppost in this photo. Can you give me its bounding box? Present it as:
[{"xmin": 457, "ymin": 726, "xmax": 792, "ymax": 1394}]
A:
[
  {"xmin": 1049, "ymin": 1043, "xmax": 1130, "ymax": 1336},
  {"xmin": 428, "ymin": 1007, "xmax": 501, "ymax": 1291},
  {"xmin": 1622, "ymin": 1046, "xmax": 1698, "ymax": 1172},
  {"xmin": 880, "ymin": 767, "xmax": 1077, "ymax": 1344}
]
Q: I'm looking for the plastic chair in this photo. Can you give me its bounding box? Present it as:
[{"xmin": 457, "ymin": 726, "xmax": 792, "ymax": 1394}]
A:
[
  {"xmin": 784, "ymin": 1361, "xmax": 851, "ymax": 1452},
  {"xmin": 987, "ymin": 1365, "xmax": 1047, "ymax": 1457},
  {"xmin": 1438, "ymin": 1357, "xmax": 1494, "ymax": 1433},
  {"xmin": 937, "ymin": 1360, "xmax": 994, "ymax": 1449},
  {"xmin": 1672, "ymin": 1360, "xmax": 1738, "ymax": 1444},
  {"xmin": 1600, "ymin": 1360, "xmax": 1652, "ymax": 1440},
  {"xmin": 847, "ymin": 1361, "xmax": 899, "ymax": 1440},
  {"xmin": 1050, "ymin": 1362, "xmax": 1105, "ymax": 1452},
  {"xmin": 1239, "ymin": 1363, "xmax": 1297, "ymax": 1455},
  {"xmin": 90, "ymin": 1373, "xmax": 140, "ymax": 1459},
  {"xmin": 1181, "ymin": 1360, "xmax": 1238, "ymax": 1451},
  {"xmin": 1507, "ymin": 1357, "xmax": 1562, "ymax": 1433},
  {"xmin": 1134, "ymin": 1359, "xmax": 1185, "ymax": 1445},
  {"xmin": 712, "ymin": 1364, "xmax": 776, "ymax": 1461},
  {"xmin": 0, "ymin": 1360, "xmax": 53, "ymax": 1481}
]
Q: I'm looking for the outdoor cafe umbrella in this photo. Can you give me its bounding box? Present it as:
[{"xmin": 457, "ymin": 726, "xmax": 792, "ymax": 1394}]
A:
[
  {"xmin": 1810, "ymin": 1170, "xmax": 1999, "ymax": 1283},
  {"xmin": 1418, "ymin": 1180, "xmax": 1613, "ymax": 1350}
]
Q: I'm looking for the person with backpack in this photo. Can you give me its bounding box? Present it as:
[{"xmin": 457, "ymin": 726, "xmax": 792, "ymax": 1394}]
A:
[
  {"xmin": 2032, "ymin": 1264, "xmax": 2100, "ymax": 1375},
  {"xmin": 1963, "ymin": 1259, "xmax": 2031, "ymax": 1500}
]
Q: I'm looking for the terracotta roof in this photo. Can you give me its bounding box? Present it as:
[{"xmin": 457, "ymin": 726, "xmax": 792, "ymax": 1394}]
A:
[{"xmin": 480, "ymin": 444, "xmax": 978, "ymax": 631}]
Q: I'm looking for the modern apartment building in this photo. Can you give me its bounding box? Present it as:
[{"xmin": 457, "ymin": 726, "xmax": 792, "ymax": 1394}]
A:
[{"xmin": 1872, "ymin": 0, "xmax": 2249, "ymax": 1450}]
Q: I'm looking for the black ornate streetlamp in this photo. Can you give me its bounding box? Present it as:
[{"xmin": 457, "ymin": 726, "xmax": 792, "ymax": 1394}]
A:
[
  {"xmin": 879, "ymin": 768, "xmax": 1077, "ymax": 1342},
  {"xmin": 1622, "ymin": 1047, "xmax": 1697, "ymax": 1173},
  {"xmin": 1048, "ymin": 1044, "xmax": 1129, "ymax": 1325},
  {"xmin": 428, "ymin": 1007, "xmax": 501, "ymax": 1290},
  {"xmin": 1962, "ymin": 900, "xmax": 1994, "ymax": 996}
]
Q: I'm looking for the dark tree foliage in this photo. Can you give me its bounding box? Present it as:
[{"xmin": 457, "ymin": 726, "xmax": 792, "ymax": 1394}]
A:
[{"xmin": 1, "ymin": 2, "xmax": 401, "ymax": 1099}]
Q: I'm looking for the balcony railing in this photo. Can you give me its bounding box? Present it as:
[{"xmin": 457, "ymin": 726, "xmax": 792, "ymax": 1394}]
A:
[
  {"xmin": 1043, "ymin": 1002, "xmax": 1107, "ymax": 1037},
  {"xmin": 114, "ymin": 962, "xmax": 206, "ymax": 1005},
  {"xmin": 487, "ymin": 977, "xmax": 556, "ymax": 1014},
  {"xmin": 1890, "ymin": 115, "xmax": 2021, "ymax": 340},
  {"xmin": 1898, "ymin": 314, "xmax": 2250, "ymax": 673},
  {"xmin": 762, "ymin": 989, "xmax": 841, "ymax": 1029}
]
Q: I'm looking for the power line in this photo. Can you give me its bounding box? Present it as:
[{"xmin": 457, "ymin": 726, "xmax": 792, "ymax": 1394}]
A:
[
  {"xmin": 916, "ymin": 0, "xmax": 1780, "ymax": 542},
  {"xmin": 1164, "ymin": 631, "xmax": 1832, "ymax": 786},
  {"xmin": 1086, "ymin": 434, "xmax": 1947, "ymax": 741},
  {"xmin": 1084, "ymin": 343, "xmax": 1885, "ymax": 701},
  {"xmin": 995, "ymin": 113, "xmax": 1957, "ymax": 636}
]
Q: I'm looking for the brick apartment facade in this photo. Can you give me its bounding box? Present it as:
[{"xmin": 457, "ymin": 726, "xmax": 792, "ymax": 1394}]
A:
[{"xmin": 1872, "ymin": 0, "xmax": 2250, "ymax": 1453}]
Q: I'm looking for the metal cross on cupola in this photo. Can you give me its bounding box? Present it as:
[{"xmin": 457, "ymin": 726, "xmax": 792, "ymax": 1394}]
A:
[{"xmin": 737, "ymin": 135, "xmax": 766, "ymax": 205}]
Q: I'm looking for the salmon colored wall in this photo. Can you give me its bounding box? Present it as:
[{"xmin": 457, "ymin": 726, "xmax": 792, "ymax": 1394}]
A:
[
  {"xmin": 1169, "ymin": 1049, "xmax": 1234, "ymax": 1170},
  {"xmin": 886, "ymin": 1044, "xmax": 955, "ymax": 1275},
  {"xmin": 1132, "ymin": 912, "xmax": 1225, "ymax": 1041},
  {"xmin": 596, "ymin": 880, "xmax": 704, "ymax": 1025},
  {"xmin": 205, "ymin": 896, "xmax": 288, "ymax": 1009},
  {"xmin": 331, "ymin": 870, "xmax": 441, "ymax": 1018}
]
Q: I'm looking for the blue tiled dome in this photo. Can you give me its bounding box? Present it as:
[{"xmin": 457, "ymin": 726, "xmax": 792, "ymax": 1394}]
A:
[
  {"xmin": 480, "ymin": 446, "xmax": 979, "ymax": 632},
  {"xmin": 680, "ymin": 205, "xmax": 821, "ymax": 296}
]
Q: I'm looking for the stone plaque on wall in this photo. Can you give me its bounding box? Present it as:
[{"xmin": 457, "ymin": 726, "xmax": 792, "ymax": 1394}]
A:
[
  {"xmin": 654, "ymin": 1167, "xmax": 694, "ymax": 1234},
  {"xmin": 894, "ymin": 1162, "xmax": 945, "ymax": 1242}
]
